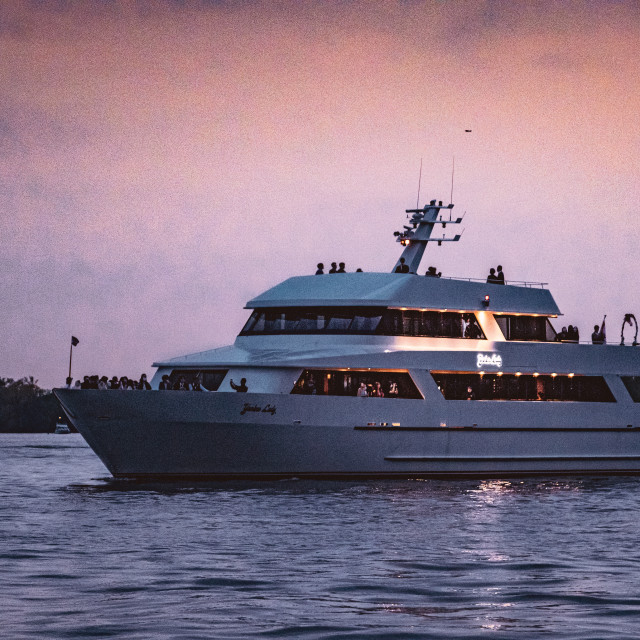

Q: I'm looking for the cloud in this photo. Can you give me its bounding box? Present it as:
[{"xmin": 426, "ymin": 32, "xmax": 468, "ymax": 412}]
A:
[{"xmin": 1, "ymin": 0, "xmax": 640, "ymax": 387}]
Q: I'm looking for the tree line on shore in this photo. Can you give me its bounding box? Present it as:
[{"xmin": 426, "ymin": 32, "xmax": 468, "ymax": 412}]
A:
[{"xmin": 0, "ymin": 377, "xmax": 64, "ymax": 433}]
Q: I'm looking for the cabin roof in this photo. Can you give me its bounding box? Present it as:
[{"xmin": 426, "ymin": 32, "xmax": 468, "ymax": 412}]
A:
[{"xmin": 246, "ymin": 273, "xmax": 561, "ymax": 315}]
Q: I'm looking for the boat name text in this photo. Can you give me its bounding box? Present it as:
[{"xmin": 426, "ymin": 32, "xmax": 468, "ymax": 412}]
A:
[
  {"xmin": 477, "ymin": 353, "xmax": 503, "ymax": 368},
  {"xmin": 240, "ymin": 402, "xmax": 277, "ymax": 416}
]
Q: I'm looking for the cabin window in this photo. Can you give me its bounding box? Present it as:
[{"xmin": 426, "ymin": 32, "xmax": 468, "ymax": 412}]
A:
[
  {"xmin": 168, "ymin": 369, "xmax": 228, "ymax": 391},
  {"xmin": 494, "ymin": 315, "xmax": 557, "ymax": 341},
  {"xmin": 431, "ymin": 372, "xmax": 615, "ymax": 402},
  {"xmin": 240, "ymin": 307, "xmax": 485, "ymax": 339},
  {"xmin": 621, "ymin": 376, "xmax": 640, "ymax": 402},
  {"xmin": 291, "ymin": 369, "xmax": 423, "ymax": 399}
]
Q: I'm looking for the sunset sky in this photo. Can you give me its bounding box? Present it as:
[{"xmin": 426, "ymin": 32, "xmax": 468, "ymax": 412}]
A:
[{"xmin": 2, "ymin": 0, "xmax": 639, "ymax": 388}]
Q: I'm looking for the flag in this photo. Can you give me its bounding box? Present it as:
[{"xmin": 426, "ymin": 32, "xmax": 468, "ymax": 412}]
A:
[
  {"xmin": 601, "ymin": 317, "xmax": 606, "ymax": 343},
  {"xmin": 71, "ymin": 336, "xmax": 79, "ymax": 346}
]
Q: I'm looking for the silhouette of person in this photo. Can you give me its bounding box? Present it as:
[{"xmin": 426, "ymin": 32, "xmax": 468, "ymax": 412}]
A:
[
  {"xmin": 174, "ymin": 375, "xmax": 190, "ymax": 390},
  {"xmin": 138, "ymin": 374, "xmax": 151, "ymax": 390},
  {"xmin": 395, "ymin": 258, "xmax": 405, "ymax": 273},
  {"xmin": 592, "ymin": 325, "xmax": 604, "ymax": 344},
  {"xmin": 305, "ymin": 375, "xmax": 316, "ymax": 395},
  {"xmin": 372, "ymin": 381, "xmax": 384, "ymax": 397},
  {"xmin": 496, "ymin": 265, "xmax": 505, "ymax": 284},
  {"xmin": 65, "ymin": 377, "xmax": 73, "ymax": 389},
  {"xmin": 159, "ymin": 374, "xmax": 171, "ymax": 390},
  {"xmin": 329, "ymin": 262, "xmax": 337, "ymax": 274},
  {"xmin": 315, "ymin": 263, "xmax": 324, "ymax": 275},
  {"xmin": 556, "ymin": 326, "xmax": 568, "ymax": 341},
  {"xmin": 337, "ymin": 262, "xmax": 346, "ymax": 273},
  {"xmin": 356, "ymin": 268, "xmax": 363, "ymax": 272},
  {"xmin": 230, "ymin": 377, "xmax": 248, "ymax": 392},
  {"xmin": 192, "ymin": 373, "xmax": 206, "ymax": 391},
  {"xmin": 487, "ymin": 268, "xmax": 498, "ymax": 283}
]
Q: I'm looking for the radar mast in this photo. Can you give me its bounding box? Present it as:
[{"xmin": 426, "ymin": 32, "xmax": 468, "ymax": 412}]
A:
[{"xmin": 392, "ymin": 199, "xmax": 463, "ymax": 274}]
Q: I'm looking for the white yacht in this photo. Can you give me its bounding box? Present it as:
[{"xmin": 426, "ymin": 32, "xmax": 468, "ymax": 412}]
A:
[{"xmin": 55, "ymin": 198, "xmax": 640, "ymax": 478}]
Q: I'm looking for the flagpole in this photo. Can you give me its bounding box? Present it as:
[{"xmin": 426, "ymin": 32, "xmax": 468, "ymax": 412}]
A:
[{"xmin": 68, "ymin": 342, "xmax": 73, "ymax": 380}]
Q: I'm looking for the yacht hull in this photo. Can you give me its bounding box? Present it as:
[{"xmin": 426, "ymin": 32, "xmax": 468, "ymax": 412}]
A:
[{"xmin": 55, "ymin": 390, "xmax": 640, "ymax": 479}]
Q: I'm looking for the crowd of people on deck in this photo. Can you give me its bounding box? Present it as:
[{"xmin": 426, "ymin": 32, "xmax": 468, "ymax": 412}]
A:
[
  {"xmin": 555, "ymin": 326, "xmax": 580, "ymax": 342},
  {"xmin": 314, "ymin": 259, "xmax": 445, "ymax": 277},
  {"xmin": 63, "ymin": 373, "xmax": 251, "ymax": 392},
  {"xmin": 356, "ymin": 380, "xmax": 398, "ymax": 397},
  {"xmin": 315, "ymin": 263, "xmax": 364, "ymax": 274},
  {"xmin": 64, "ymin": 374, "xmax": 152, "ymax": 390},
  {"xmin": 486, "ymin": 265, "xmax": 506, "ymax": 284}
]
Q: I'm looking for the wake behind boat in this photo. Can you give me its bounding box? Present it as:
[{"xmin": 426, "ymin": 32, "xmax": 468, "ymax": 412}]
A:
[{"xmin": 55, "ymin": 198, "xmax": 640, "ymax": 478}]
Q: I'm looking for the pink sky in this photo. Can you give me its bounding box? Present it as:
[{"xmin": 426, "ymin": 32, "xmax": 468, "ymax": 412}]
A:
[{"xmin": 1, "ymin": 0, "xmax": 639, "ymax": 389}]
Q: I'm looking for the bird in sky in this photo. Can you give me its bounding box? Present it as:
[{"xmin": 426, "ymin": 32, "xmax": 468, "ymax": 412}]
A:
[{"xmin": 465, "ymin": 129, "xmax": 472, "ymax": 132}]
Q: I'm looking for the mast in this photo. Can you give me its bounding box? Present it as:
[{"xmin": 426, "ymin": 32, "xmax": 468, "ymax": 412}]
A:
[{"xmin": 392, "ymin": 199, "xmax": 463, "ymax": 274}]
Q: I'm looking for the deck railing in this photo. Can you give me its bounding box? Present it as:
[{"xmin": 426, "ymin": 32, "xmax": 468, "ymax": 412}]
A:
[{"xmin": 440, "ymin": 276, "xmax": 548, "ymax": 289}]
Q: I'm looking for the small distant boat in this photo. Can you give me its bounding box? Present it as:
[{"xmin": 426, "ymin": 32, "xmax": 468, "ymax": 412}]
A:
[{"xmin": 54, "ymin": 418, "xmax": 71, "ymax": 434}]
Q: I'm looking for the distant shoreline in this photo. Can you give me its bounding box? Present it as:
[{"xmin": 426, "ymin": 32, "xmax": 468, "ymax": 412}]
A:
[{"xmin": 0, "ymin": 378, "xmax": 63, "ymax": 433}]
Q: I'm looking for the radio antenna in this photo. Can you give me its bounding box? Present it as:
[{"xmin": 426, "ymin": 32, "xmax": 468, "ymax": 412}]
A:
[
  {"xmin": 416, "ymin": 157, "xmax": 423, "ymax": 210},
  {"xmin": 450, "ymin": 155, "xmax": 455, "ymax": 204}
]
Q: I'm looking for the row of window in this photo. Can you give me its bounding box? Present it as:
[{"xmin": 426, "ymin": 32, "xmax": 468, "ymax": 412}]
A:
[
  {"xmin": 166, "ymin": 368, "xmax": 640, "ymax": 403},
  {"xmin": 431, "ymin": 372, "xmax": 615, "ymax": 402},
  {"xmin": 240, "ymin": 308, "xmax": 562, "ymax": 342},
  {"xmin": 622, "ymin": 376, "xmax": 640, "ymax": 402},
  {"xmin": 291, "ymin": 370, "xmax": 423, "ymax": 399},
  {"xmin": 168, "ymin": 369, "xmax": 228, "ymax": 391},
  {"xmin": 494, "ymin": 315, "xmax": 557, "ymax": 342},
  {"xmin": 241, "ymin": 307, "xmax": 485, "ymax": 339}
]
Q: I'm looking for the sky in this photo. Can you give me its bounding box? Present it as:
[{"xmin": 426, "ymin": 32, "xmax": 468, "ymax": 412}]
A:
[{"xmin": 1, "ymin": 0, "xmax": 640, "ymax": 389}]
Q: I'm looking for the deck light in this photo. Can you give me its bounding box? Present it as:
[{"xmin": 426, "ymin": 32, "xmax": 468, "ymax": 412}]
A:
[
  {"xmin": 533, "ymin": 372, "xmax": 539, "ymax": 377},
  {"xmin": 497, "ymin": 372, "xmax": 503, "ymax": 377},
  {"xmin": 483, "ymin": 295, "xmax": 490, "ymax": 307},
  {"xmin": 551, "ymin": 373, "xmax": 557, "ymax": 378},
  {"xmin": 400, "ymin": 239, "xmax": 409, "ymax": 246},
  {"xmin": 515, "ymin": 372, "xmax": 521, "ymax": 376},
  {"xmin": 568, "ymin": 373, "xmax": 575, "ymax": 378}
]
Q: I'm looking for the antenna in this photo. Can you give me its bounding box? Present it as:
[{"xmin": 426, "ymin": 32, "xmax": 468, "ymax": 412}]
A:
[
  {"xmin": 450, "ymin": 155, "xmax": 455, "ymax": 204},
  {"xmin": 416, "ymin": 157, "xmax": 423, "ymax": 210}
]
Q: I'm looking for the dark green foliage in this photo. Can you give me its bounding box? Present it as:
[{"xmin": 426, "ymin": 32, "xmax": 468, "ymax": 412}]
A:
[{"xmin": 0, "ymin": 377, "xmax": 62, "ymax": 433}]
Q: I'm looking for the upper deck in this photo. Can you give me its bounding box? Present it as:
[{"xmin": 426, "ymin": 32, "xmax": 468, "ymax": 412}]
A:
[{"xmin": 246, "ymin": 272, "xmax": 561, "ymax": 316}]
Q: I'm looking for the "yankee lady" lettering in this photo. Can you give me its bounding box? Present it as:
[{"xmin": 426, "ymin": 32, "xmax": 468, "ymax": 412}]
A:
[
  {"xmin": 476, "ymin": 353, "xmax": 503, "ymax": 368},
  {"xmin": 240, "ymin": 403, "xmax": 277, "ymax": 416}
]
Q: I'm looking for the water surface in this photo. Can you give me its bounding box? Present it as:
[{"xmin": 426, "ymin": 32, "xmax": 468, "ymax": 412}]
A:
[{"xmin": 2, "ymin": 433, "xmax": 640, "ymax": 639}]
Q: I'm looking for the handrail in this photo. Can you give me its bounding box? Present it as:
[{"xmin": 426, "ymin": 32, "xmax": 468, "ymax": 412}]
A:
[{"xmin": 439, "ymin": 276, "xmax": 548, "ymax": 289}]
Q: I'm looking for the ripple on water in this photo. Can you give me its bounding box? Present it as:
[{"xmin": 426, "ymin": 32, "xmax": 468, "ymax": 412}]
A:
[{"xmin": 2, "ymin": 434, "xmax": 640, "ymax": 639}]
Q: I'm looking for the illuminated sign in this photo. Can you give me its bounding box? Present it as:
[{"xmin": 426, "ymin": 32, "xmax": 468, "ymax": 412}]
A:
[{"xmin": 477, "ymin": 353, "xmax": 502, "ymax": 369}]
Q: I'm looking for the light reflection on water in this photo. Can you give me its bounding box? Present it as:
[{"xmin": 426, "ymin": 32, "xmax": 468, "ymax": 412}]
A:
[{"xmin": 2, "ymin": 434, "xmax": 640, "ymax": 639}]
